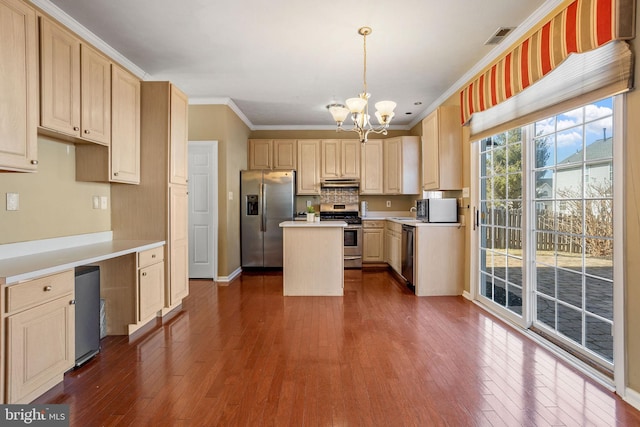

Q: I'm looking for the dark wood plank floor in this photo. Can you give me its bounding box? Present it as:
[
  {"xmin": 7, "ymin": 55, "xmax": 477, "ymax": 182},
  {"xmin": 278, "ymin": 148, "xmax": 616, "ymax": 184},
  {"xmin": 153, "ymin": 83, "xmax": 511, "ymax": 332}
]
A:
[{"xmin": 35, "ymin": 269, "xmax": 640, "ymax": 426}]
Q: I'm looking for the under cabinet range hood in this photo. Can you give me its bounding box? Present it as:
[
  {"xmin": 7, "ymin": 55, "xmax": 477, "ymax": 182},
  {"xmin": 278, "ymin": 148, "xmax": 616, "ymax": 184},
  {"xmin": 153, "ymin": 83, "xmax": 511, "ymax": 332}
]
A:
[{"xmin": 320, "ymin": 179, "xmax": 360, "ymax": 188}]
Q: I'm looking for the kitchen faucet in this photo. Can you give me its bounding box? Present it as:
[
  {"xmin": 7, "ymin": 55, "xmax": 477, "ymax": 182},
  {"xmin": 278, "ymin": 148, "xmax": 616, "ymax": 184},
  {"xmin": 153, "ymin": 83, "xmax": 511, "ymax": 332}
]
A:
[{"xmin": 409, "ymin": 207, "xmax": 417, "ymax": 212}]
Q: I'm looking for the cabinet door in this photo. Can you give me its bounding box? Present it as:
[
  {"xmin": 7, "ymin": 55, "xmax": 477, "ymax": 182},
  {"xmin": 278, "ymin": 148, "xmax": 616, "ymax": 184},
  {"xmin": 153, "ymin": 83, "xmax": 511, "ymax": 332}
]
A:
[
  {"xmin": 321, "ymin": 139, "xmax": 340, "ymax": 178},
  {"xmin": 40, "ymin": 18, "xmax": 81, "ymax": 137},
  {"xmin": 248, "ymin": 139, "xmax": 272, "ymax": 169},
  {"xmin": 273, "ymin": 140, "xmax": 296, "ymax": 170},
  {"xmin": 0, "ymin": 0, "xmax": 38, "ymax": 172},
  {"xmin": 139, "ymin": 261, "xmax": 164, "ymax": 320},
  {"xmin": 7, "ymin": 295, "xmax": 75, "ymax": 404},
  {"xmin": 384, "ymin": 137, "xmax": 402, "ymax": 194},
  {"xmin": 169, "ymin": 85, "xmax": 189, "ymax": 185},
  {"xmin": 360, "ymin": 140, "xmax": 383, "ymax": 194},
  {"xmin": 297, "ymin": 140, "xmax": 321, "ymax": 194},
  {"xmin": 341, "ymin": 140, "xmax": 360, "ymax": 178},
  {"xmin": 421, "ymin": 109, "xmax": 440, "ymax": 190},
  {"xmin": 80, "ymin": 45, "xmax": 111, "ymax": 144},
  {"xmin": 111, "ymin": 64, "xmax": 140, "ymax": 183},
  {"xmin": 169, "ymin": 185, "xmax": 189, "ymax": 305},
  {"xmin": 363, "ymin": 228, "xmax": 384, "ymax": 262}
]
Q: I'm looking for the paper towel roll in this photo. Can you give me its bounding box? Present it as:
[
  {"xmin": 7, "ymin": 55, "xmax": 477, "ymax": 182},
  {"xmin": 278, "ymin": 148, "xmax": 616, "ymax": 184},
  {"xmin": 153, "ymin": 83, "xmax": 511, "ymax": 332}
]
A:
[{"xmin": 360, "ymin": 201, "xmax": 367, "ymax": 217}]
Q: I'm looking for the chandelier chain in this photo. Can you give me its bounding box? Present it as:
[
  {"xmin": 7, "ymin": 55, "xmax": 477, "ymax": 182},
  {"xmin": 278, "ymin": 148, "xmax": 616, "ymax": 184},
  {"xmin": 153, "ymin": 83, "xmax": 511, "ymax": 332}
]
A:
[{"xmin": 362, "ymin": 31, "xmax": 367, "ymax": 95}]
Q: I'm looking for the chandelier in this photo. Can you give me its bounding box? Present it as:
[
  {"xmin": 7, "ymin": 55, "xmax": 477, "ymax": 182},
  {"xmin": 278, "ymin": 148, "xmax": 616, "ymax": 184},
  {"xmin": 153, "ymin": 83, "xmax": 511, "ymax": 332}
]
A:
[{"xmin": 327, "ymin": 27, "xmax": 396, "ymax": 143}]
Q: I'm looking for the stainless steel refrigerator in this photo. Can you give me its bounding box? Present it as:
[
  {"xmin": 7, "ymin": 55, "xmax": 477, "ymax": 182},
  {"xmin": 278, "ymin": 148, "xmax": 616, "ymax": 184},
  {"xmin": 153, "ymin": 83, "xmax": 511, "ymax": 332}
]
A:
[{"xmin": 241, "ymin": 170, "xmax": 295, "ymax": 268}]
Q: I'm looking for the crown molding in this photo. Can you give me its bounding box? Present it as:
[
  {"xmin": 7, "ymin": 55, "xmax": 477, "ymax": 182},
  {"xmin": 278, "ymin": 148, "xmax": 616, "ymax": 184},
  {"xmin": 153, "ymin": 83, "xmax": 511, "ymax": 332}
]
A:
[
  {"xmin": 189, "ymin": 97, "xmax": 254, "ymax": 130},
  {"xmin": 407, "ymin": 0, "xmax": 567, "ymax": 129},
  {"xmin": 29, "ymin": 0, "xmax": 149, "ymax": 80}
]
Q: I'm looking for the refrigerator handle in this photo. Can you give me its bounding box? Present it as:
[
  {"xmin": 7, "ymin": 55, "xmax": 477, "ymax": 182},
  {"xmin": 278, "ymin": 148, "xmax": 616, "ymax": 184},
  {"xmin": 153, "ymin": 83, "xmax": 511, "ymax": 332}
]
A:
[{"xmin": 260, "ymin": 183, "xmax": 267, "ymax": 232}]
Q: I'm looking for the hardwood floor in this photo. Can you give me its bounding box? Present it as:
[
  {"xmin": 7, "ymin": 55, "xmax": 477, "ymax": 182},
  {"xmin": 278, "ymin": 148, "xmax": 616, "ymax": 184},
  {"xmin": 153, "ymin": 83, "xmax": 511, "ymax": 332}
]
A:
[{"xmin": 35, "ymin": 269, "xmax": 640, "ymax": 426}]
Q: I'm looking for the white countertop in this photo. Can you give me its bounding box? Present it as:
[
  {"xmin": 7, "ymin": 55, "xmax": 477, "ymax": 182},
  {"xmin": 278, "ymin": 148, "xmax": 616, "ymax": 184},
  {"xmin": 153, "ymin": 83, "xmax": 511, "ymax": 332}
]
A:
[
  {"xmin": 0, "ymin": 239, "xmax": 165, "ymax": 285},
  {"xmin": 280, "ymin": 221, "xmax": 347, "ymax": 228},
  {"xmin": 362, "ymin": 216, "xmax": 463, "ymax": 227}
]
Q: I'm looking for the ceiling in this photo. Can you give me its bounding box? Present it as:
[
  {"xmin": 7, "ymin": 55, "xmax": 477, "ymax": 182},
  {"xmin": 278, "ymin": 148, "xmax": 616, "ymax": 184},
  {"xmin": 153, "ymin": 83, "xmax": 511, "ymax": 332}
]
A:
[{"xmin": 35, "ymin": 0, "xmax": 562, "ymax": 130}]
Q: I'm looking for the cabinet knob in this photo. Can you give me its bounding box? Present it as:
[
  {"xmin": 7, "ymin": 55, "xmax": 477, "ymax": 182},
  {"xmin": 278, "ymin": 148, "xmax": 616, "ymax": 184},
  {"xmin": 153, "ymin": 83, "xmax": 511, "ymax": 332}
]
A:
[
  {"xmin": 114, "ymin": 172, "xmax": 119, "ymax": 176},
  {"xmin": 142, "ymin": 272, "xmax": 147, "ymax": 277},
  {"xmin": 44, "ymin": 285, "xmax": 52, "ymax": 292},
  {"xmin": 84, "ymin": 129, "xmax": 90, "ymax": 134},
  {"xmin": 73, "ymin": 126, "xmax": 79, "ymax": 131},
  {"xmin": 69, "ymin": 299, "xmax": 76, "ymax": 305},
  {"xmin": 151, "ymin": 254, "xmax": 156, "ymax": 258},
  {"xmin": 30, "ymin": 159, "xmax": 38, "ymax": 165}
]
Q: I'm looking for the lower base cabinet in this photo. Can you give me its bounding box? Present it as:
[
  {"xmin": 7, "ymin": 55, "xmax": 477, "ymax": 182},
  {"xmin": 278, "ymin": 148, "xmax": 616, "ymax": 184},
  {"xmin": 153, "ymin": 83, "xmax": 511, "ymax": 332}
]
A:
[
  {"xmin": 363, "ymin": 220, "xmax": 385, "ymax": 263},
  {"xmin": 386, "ymin": 221, "xmax": 402, "ymax": 273},
  {"xmin": 138, "ymin": 247, "xmax": 165, "ymax": 321},
  {"xmin": 5, "ymin": 270, "xmax": 75, "ymax": 404}
]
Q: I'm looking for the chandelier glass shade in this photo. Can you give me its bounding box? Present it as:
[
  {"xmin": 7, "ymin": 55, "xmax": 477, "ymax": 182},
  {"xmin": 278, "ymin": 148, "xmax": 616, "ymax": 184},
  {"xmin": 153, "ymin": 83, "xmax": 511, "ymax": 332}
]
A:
[{"xmin": 327, "ymin": 27, "xmax": 396, "ymax": 143}]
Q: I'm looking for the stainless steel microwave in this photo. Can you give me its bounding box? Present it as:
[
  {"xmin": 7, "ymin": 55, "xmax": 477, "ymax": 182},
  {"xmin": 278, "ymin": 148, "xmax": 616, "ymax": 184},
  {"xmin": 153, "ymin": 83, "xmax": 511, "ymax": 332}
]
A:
[{"xmin": 416, "ymin": 198, "xmax": 458, "ymax": 223}]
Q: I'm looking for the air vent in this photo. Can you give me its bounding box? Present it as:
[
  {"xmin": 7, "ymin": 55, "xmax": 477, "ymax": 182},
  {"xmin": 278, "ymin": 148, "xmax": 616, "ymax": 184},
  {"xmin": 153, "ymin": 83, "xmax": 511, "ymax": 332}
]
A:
[{"xmin": 485, "ymin": 27, "xmax": 515, "ymax": 45}]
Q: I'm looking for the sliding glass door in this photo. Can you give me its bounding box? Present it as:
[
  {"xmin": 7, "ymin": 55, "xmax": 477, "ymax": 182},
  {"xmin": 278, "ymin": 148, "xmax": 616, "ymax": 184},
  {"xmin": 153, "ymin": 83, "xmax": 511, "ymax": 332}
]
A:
[{"xmin": 475, "ymin": 96, "xmax": 616, "ymax": 369}]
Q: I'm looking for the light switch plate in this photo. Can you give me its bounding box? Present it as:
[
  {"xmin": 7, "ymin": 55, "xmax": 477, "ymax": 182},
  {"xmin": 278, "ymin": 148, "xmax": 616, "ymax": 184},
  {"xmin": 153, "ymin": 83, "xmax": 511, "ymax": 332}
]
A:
[
  {"xmin": 6, "ymin": 193, "xmax": 19, "ymax": 211},
  {"xmin": 92, "ymin": 196, "xmax": 100, "ymax": 209},
  {"xmin": 100, "ymin": 196, "xmax": 108, "ymax": 210},
  {"xmin": 462, "ymin": 187, "xmax": 470, "ymax": 198}
]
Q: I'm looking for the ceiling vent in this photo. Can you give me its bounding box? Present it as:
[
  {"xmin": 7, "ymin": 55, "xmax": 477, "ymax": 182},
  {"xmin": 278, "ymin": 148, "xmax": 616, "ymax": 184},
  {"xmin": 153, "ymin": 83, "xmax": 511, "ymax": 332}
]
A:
[{"xmin": 485, "ymin": 27, "xmax": 515, "ymax": 45}]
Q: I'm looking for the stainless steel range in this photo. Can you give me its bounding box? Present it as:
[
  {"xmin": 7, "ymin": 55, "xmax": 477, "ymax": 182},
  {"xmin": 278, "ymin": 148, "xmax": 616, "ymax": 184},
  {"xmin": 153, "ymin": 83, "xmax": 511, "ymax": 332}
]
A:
[{"xmin": 320, "ymin": 202, "xmax": 362, "ymax": 269}]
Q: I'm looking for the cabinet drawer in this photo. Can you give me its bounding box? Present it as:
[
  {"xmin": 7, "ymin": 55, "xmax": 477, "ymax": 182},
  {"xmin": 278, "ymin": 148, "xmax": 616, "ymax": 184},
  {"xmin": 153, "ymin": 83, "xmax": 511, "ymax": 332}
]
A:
[
  {"xmin": 363, "ymin": 220, "xmax": 385, "ymax": 229},
  {"xmin": 138, "ymin": 246, "xmax": 164, "ymax": 268},
  {"xmin": 6, "ymin": 270, "xmax": 74, "ymax": 314}
]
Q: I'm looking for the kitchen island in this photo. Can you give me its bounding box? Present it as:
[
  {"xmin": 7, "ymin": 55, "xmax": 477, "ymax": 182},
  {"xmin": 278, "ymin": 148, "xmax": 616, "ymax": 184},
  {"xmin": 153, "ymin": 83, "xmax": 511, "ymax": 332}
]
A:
[{"xmin": 279, "ymin": 221, "xmax": 346, "ymax": 296}]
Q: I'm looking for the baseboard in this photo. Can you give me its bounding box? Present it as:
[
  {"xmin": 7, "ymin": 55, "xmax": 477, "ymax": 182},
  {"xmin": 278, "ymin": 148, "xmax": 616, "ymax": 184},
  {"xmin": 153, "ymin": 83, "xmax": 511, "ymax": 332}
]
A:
[
  {"xmin": 216, "ymin": 267, "xmax": 242, "ymax": 284},
  {"xmin": 462, "ymin": 290, "xmax": 472, "ymax": 300},
  {"xmin": 624, "ymin": 386, "xmax": 640, "ymax": 411}
]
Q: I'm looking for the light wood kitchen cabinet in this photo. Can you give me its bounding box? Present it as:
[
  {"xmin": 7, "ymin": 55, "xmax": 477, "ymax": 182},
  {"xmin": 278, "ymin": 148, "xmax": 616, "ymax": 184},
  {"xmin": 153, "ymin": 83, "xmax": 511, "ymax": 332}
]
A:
[
  {"xmin": 321, "ymin": 139, "xmax": 360, "ymax": 179},
  {"xmin": 360, "ymin": 139, "xmax": 384, "ymax": 194},
  {"xmin": 75, "ymin": 63, "xmax": 140, "ymax": 184},
  {"xmin": 363, "ymin": 220, "xmax": 385, "ymax": 263},
  {"xmin": 40, "ymin": 17, "xmax": 111, "ymax": 145},
  {"xmin": 385, "ymin": 221, "xmax": 402, "ymax": 273},
  {"xmin": 110, "ymin": 64, "xmax": 141, "ymax": 183},
  {"xmin": 4, "ymin": 270, "xmax": 75, "ymax": 404},
  {"xmin": 248, "ymin": 139, "xmax": 272, "ymax": 169},
  {"xmin": 414, "ymin": 225, "xmax": 464, "ymax": 296},
  {"xmin": 383, "ymin": 136, "xmax": 420, "ymax": 194},
  {"xmin": 169, "ymin": 186, "xmax": 189, "ymax": 306},
  {"xmin": 170, "ymin": 85, "xmax": 189, "ymax": 185},
  {"xmin": 297, "ymin": 139, "xmax": 321, "ymax": 195},
  {"xmin": 421, "ymin": 106, "xmax": 462, "ymax": 190},
  {"xmin": 0, "ymin": 0, "xmax": 38, "ymax": 172},
  {"xmin": 248, "ymin": 139, "xmax": 297, "ymax": 170},
  {"xmin": 111, "ymin": 81, "xmax": 189, "ymax": 314},
  {"xmin": 138, "ymin": 246, "xmax": 165, "ymax": 321}
]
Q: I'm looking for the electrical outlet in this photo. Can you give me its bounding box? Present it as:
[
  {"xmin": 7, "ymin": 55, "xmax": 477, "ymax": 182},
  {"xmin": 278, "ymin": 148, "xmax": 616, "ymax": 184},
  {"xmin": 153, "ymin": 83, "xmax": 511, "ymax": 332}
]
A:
[
  {"xmin": 386, "ymin": 200, "xmax": 391, "ymax": 208},
  {"xmin": 229, "ymin": 191, "xmax": 234, "ymax": 201},
  {"xmin": 6, "ymin": 193, "xmax": 19, "ymax": 211},
  {"xmin": 100, "ymin": 196, "xmax": 108, "ymax": 210},
  {"xmin": 306, "ymin": 200, "xmax": 311, "ymax": 207},
  {"xmin": 92, "ymin": 196, "xmax": 100, "ymax": 209}
]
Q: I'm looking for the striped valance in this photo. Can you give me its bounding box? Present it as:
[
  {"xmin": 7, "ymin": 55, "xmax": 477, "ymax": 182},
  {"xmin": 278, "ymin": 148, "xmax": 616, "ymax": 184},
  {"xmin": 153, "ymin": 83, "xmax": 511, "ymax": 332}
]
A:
[{"xmin": 460, "ymin": 0, "xmax": 636, "ymax": 125}]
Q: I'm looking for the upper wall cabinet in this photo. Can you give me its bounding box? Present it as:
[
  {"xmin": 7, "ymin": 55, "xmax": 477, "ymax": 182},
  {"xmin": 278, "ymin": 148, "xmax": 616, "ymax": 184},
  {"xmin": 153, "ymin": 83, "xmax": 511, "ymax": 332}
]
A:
[
  {"xmin": 0, "ymin": 0, "xmax": 38, "ymax": 172},
  {"xmin": 297, "ymin": 140, "xmax": 321, "ymax": 195},
  {"xmin": 248, "ymin": 139, "xmax": 297, "ymax": 170},
  {"xmin": 75, "ymin": 64, "xmax": 140, "ymax": 184},
  {"xmin": 320, "ymin": 139, "xmax": 360, "ymax": 179},
  {"xmin": 40, "ymin": 17, "xmax": 111, "ymax": 145},
  {"xmin": 421, "ymin": 106, "xmax": 462, "ymax": 191},
  {"xmin": 383, "ymin": 136, "xmax": 420, "ymax": 195},
  {"xmin": 360, "ymin": 137, "xmax": 420, "ymax": 195},
  {"xmin": 169, "ymin": 85, "xmax": 189, "ymax": 185}
]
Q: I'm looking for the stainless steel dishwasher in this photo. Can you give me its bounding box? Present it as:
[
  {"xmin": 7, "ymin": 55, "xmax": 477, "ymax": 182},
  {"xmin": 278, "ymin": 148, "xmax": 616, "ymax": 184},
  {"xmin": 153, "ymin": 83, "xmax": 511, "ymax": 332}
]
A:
[{"xmin": 401, "ymin": 225, "xmax": 415, "ymax": 290}]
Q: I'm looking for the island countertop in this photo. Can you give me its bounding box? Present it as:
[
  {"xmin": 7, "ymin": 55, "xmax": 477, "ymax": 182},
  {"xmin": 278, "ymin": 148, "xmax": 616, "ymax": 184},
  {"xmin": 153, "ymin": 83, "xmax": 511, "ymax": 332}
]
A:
[{"xmin": 279, "ymin": 221, "xmax": 347, "ymax": 228}]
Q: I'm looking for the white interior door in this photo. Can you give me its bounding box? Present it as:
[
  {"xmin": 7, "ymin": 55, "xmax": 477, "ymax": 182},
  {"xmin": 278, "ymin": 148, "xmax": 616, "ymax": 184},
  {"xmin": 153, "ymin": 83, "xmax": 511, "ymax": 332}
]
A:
[{"xmin": 188, "ymin": 141, "xmax": 218, "ymax": 279}]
